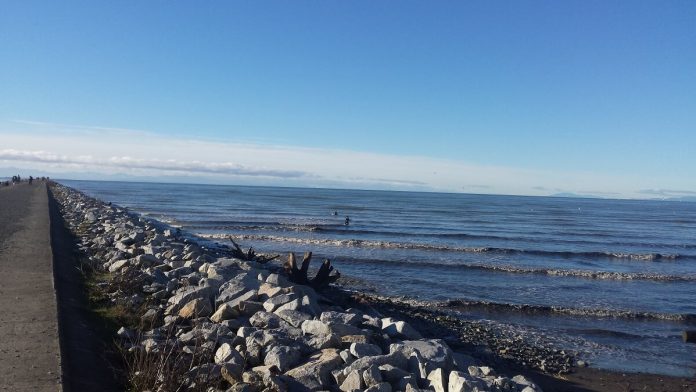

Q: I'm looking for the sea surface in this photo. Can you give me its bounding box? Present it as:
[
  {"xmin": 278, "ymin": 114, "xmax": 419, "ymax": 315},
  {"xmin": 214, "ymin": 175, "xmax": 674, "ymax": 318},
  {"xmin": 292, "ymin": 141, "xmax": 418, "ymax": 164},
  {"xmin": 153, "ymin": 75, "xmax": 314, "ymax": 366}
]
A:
[{"xmin": 62, "ymin": 180, "xmax": 696, "ymax": 376}]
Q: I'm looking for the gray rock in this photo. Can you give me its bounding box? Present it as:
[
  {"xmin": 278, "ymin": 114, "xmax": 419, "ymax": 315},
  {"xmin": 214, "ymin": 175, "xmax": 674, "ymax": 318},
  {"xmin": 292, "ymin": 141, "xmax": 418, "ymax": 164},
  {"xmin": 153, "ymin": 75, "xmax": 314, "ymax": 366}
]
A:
[
  {"xmin": 407, "ymin": 351, "xmax": 428, "ymax": 382},
  {"xmin": 266, "ymin": 273, "xmax": 290, "ymax": 286},
  {"xmin": 263, "ymin": 293, "xmax": 297, "ymax": 312},
  {"xmin": 512, "ymin": 375, "xmax": 541, "ymax": 391},
  {"xmin": 301, "ymin": 320, "xmax": 332, "ymax": 336},
  {"xmin": 128, "ymin": 231, "xmax": 145, "ymax": 243},
  {"xmin": 448, "ymin": 370, "xmax": 474, "ymax": 392},
  {"xmin": 140, "ymin": 308, "xmax": 161, "ymax": 326},
  {"xmin": 306, "ymin": 332, "xmax": 342, "ymax": 351},
  {"xmin": 333, "ymin": 368, "xmax": 347, "ymax": 385},
  {"xmin": 218, "ymin": 274, "xmax": 260, "ymax": 302},
  {"xmin": 135, "ymin": 253, "xmax": 159, "ymax": 266},
  {"xmin": 258, "ymin": 282, "xmax": 284, "ymax": 299},
  {"xmin": 479, "ymin": 365, "xmax": 495, "ymax": 376},
  {"xmin": 225, "ymin": 382, "xmax": 255, "ymax": 392},
  {"xmin": 340, "ymin": 349, "xmax": 354, "ymax": 364},
  {"xmin": 300, "ymin": 294, "xmax": 322, "ymax": 316},
  {"xmin": 115, "ymin": 241, "xmax": 132, "ymax": 252},
  {"xmin": 166, "ymin": 266, "xmax": 193, "ymax": 279},
  {"xmin": 220, "ymin": 290, "xmax": 258, "ymax": 310},
  {"xmin": 237, "ymin": 327, "xmax": 257, "ymax": 338},
  {"xmin": 343, "ymin": 351, "xmax": 408, "ymax": 376},
  {"xmin": 264, "ymin": 345, "xmax": 303, "ymax": 372},
  {"xmin": 141, "ymin": 244, "xmax": 161, "ymax": 255},
  {"xmin": 340, "ymin": 370, "xmax": 363, "ymax": 392},
  {"xmin": 397, "ymin": 375, "xmax": 418, "ymax": 391},
  {"xmin": 381, "ymin": 318, "xmax": 422, "ymax": 340},
  {"xmin": 362, "ymin": 315, "xmax": 382, "ymax": 329},
  {"xmin": 350, "ymin": 342, "xmax": 382, "ymax": 358},
  {"xmin": 362, "ymin": 365, "xmax": 382, "ymax": 387},
  {"xmin": 167, "ymin": 285, "xmax": 211, "ymax": 315},
  {"xmin": 275, "ymin": 309, "xmax": 312, "ymax": 328},
  {"xmin": 341, "ymin": 334, "xmax": 370, "ymax": 345},
  {"xmin": 214, "ymin": 343, "xmax": 244, "ymax": 365},
  {"xmin": 492, "ymin": 376, "xmax": 517, "ymax": 391},
  {"xmin": 178, "ymin": 298, "xmax": 213, "ymax": 319},
  {"xmin": 187, "ymin": 363, "xmax": 222, "ymax": 385},
  {"xmin": 237, "ymin": 300, "xmax": 265, "ymax": 316},
  {"xmin": 378, "ymin": 364, "xmax": 411, "ymax": 383},
  {"xmin": 365, "ymin": 382, "xmax": 392, "ymax": 392},
  {"xmin": 320, "ymin": 311, "xmax": 361, "ymax": 326},
  {"xmin": 426, "ymin": 368, "xmax": 446, "ymax": 392},
  {"xmin": 220, "ymin": 319, "xmax": 241, "ymax": 331},
  {"xmin": 210, "ymin": 303, "xmax": 239, "ymax": 323},
  {"xmin": 249, "ymin": 311, "xmax": 283, "ymax": 329},
  {"xmin": 108, "ymin": 259, "xmax": 129, "ymax": 272},
  {"xmin": 329, "ymin": 323, "xmax": 365, "ymax": 337},
  {"xmin": 285, "ymin": 349, "xmax": 343, "ymax": 390},
  {"xmin": 274, "ymin": 298, "xmax": 301, "ymax": 313},
  {"xmin": 390, "ymin": 339, "xmax": 454, "ymax": 374}
]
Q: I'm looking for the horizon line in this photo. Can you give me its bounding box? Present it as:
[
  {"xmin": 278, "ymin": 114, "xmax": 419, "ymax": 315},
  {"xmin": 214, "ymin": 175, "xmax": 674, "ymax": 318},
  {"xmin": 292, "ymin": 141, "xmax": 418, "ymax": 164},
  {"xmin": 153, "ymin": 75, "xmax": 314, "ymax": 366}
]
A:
[{"xmin": 38, "ymin": 176, "xmax": 695, "ymax": 203}]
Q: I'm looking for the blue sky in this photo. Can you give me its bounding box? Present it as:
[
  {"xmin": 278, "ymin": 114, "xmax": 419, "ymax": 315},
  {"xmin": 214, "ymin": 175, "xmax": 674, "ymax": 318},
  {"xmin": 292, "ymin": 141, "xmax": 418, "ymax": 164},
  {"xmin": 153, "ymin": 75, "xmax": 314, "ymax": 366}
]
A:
[{"xmin": 1, "ymin": 1, "xmax": 695, "ymax": 198}]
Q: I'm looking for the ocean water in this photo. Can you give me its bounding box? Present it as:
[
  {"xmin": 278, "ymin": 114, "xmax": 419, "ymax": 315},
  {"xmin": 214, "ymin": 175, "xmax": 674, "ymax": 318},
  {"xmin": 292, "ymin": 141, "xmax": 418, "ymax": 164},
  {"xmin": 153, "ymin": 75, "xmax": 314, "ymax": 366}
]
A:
[{"xmin": 62, "ymin": 180, "xmax": 696, "ymax": 376}]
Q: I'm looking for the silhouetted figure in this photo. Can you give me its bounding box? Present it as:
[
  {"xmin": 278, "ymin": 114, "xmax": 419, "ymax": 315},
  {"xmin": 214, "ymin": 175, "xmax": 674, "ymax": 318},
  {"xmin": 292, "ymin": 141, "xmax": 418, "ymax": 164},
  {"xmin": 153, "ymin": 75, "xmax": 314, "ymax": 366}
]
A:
[
  {"xmin": 344, "ymin": 216, "xmax": 351, "ymax": 226},
  {"xmin": 28, "ymin": 176, "xmax": 33, "ymax": 184},
  {"xmin": 332, "ymin": 211, "xmax": 338, "ymax": 216}
]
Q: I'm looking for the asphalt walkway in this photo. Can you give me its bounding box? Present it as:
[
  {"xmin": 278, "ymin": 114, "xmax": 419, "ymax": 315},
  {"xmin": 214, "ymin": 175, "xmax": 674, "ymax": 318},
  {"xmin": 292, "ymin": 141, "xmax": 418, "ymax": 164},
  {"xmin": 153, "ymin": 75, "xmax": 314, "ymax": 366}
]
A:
[{"xmin": 0, "ymin": 182, "xmax": 61, "ymax": 391}]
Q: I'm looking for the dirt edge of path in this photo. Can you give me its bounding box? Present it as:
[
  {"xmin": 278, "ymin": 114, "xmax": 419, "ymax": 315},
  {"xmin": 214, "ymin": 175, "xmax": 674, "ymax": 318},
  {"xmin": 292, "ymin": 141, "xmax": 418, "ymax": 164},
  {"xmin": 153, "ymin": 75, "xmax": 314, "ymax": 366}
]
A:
[{"xmin": 48, "ymin": 185, "xmax": 124, "ymax": 392}]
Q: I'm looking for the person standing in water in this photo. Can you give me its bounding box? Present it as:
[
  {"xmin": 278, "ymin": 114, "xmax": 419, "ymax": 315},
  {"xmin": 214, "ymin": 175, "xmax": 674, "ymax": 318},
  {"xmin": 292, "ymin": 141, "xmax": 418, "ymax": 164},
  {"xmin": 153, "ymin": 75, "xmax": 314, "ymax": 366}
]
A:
[{"xmin": 344, "ymin": 216, "xmax": 351, "ymax": 226}]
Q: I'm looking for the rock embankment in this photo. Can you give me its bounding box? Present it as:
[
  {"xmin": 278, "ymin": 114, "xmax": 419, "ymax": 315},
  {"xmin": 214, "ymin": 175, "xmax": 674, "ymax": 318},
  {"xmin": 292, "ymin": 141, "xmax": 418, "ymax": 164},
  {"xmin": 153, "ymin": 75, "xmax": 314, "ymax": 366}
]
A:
[{"xmin": 51, "ymin": 183, "xmax": 543, "ymax": 392}]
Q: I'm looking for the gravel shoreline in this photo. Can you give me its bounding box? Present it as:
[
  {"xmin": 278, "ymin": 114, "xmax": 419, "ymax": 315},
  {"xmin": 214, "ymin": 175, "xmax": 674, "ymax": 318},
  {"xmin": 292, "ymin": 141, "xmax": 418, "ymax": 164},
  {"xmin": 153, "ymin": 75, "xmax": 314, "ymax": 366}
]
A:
[{"xmin": 51, "ymin": 182, "xmax": 548, "ymax": 391}]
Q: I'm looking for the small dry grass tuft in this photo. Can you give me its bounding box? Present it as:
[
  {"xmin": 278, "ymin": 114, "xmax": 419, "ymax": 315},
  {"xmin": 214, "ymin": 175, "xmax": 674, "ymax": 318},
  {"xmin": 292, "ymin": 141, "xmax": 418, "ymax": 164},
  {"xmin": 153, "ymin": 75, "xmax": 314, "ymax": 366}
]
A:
[{"xmin": 121, "ymin": 330, "xmax": 222, "ymax": 392}]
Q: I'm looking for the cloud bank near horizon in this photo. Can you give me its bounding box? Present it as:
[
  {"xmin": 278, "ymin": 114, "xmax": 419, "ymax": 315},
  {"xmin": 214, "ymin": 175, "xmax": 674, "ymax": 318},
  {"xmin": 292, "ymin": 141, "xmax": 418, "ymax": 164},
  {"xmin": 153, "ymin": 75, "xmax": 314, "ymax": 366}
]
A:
[
  {"xmin": 1, "ymin": 121, "xmax": 692, "ymax": 198},
  {"xmin": 0, "ymin": 149, "xmax": 307, "ymax": 178}
]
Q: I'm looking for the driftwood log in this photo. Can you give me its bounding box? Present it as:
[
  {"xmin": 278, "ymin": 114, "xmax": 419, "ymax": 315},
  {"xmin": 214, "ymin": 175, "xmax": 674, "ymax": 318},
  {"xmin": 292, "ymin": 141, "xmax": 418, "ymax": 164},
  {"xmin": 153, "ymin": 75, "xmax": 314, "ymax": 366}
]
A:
[
  {"xmin": 228, "ymin": 237, "xmax": 279, "ymax": 264},
  {"xmin": 284, "ymin": 252, "xmax": 340, "ymax": 290}
]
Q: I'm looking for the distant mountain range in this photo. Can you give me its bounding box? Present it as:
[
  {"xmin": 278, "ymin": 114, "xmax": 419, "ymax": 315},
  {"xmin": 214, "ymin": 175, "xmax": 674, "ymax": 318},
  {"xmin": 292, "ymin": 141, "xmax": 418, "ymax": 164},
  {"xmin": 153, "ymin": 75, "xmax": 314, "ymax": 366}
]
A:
[
  {"xmin": 659, "ymin": 196, "xmax": 696, "ymax": 202},
  {"xmin": 550, "ymin": 192, "xmax": 696, "ymax": 203}
]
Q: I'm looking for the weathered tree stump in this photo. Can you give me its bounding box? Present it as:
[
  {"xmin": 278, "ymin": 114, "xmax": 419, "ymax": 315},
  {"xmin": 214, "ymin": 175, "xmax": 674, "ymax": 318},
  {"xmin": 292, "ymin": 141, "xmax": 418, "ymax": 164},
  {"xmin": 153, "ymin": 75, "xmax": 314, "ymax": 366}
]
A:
[
  {"xmin": 284, "ymin": 252, "xmax": 340, "ymax": 290},
  {"xmin": 683, "ymin": 330, "xmax": 696, "ymax": 343},
  {"xmin": 228, "ymin": 237, "xmax": 278, "ymax": 264}
]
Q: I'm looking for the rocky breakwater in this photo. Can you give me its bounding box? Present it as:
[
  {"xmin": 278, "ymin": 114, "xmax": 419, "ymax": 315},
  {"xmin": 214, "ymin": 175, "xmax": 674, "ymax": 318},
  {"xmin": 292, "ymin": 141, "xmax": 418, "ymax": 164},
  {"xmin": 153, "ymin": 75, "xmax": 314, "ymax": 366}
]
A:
[{"xmin": 50, "ymin": 182, "xmax": 543, "ymax": 392}]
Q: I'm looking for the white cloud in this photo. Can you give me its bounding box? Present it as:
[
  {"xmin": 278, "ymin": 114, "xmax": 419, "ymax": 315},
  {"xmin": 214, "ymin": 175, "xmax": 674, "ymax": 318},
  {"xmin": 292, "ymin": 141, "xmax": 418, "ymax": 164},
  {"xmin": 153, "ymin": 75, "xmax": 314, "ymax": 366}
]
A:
[
  {"xmin": 0, "ymin": 149, "xmax": 307, "ymax": 178},
  {"xmin": 1, "ymin": 120, "xmax": 693, "ymax": 197}
]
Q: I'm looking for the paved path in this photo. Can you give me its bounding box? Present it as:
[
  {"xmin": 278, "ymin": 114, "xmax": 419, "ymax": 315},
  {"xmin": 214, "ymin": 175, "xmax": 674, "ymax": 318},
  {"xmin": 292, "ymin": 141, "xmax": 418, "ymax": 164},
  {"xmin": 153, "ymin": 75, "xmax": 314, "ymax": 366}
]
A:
[{"xmin": 0, "ymin": 182, "xmax": 62, "ymax": 391}]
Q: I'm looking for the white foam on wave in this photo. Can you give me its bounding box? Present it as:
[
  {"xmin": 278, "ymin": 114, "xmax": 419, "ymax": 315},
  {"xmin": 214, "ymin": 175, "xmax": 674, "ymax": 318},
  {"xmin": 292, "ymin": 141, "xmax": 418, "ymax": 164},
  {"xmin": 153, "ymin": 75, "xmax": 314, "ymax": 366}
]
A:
[{"xmin": 197, "ymin": 233, "xmax": 685, "ymax": 261}]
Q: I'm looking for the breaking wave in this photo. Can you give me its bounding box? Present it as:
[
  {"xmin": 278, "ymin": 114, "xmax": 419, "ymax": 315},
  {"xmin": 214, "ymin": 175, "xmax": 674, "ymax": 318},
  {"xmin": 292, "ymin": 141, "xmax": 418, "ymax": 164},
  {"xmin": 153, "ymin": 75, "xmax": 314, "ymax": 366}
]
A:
[
  {"xmin": 198, "ymin": 233, "xmax": 689, "ymax": 261},
  {"xmin": 336, "ymin": 257, "xmax": 696, "ymax": 282}
]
